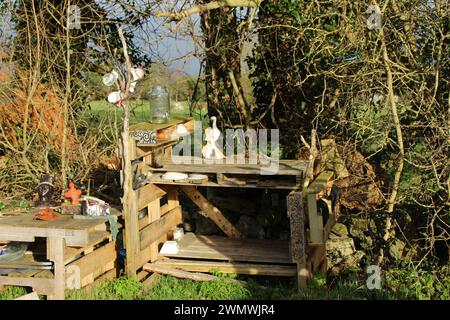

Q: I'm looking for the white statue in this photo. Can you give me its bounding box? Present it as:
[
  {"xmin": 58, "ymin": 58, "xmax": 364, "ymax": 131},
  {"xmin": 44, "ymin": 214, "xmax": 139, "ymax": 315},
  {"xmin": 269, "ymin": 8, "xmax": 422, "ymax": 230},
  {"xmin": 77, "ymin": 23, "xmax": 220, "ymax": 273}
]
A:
[{"xmin": 202, "ymin": 116, "xmax": 225, "ymax": 160}]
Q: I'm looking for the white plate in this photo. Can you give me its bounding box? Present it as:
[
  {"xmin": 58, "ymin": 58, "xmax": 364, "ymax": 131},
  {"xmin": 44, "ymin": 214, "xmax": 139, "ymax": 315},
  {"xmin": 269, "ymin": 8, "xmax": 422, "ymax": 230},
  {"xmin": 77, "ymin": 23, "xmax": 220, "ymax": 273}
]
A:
[
  {"xmin": 188, "ymin": 174, "xmax": 208, "ymax": 180},
  {"xmin": 161, "ymin": 172, "xmax": 189, "ymax": 181}
]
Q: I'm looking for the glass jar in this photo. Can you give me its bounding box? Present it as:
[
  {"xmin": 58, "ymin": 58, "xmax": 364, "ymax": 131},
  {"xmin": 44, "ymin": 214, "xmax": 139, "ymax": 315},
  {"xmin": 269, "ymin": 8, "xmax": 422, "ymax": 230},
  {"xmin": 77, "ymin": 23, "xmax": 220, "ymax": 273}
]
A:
[{"xmin": 148, "ymin": 85, "xmax": 170, "ymax": 124}]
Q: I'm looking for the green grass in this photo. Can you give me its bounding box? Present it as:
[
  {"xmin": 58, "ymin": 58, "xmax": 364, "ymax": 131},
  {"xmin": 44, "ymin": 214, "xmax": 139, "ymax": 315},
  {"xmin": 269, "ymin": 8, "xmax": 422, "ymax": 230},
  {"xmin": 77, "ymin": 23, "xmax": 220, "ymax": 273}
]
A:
[
  {"xmin": 2, "ymin": 264, "xmax": 449, "ymax": 300},
  {"xmin": 0, "ymin": 286, "xmax": 29, "ymax": 300},
  {"xmin": 82, "ymin": 100, "xmax": 206, "ymax": 127}
]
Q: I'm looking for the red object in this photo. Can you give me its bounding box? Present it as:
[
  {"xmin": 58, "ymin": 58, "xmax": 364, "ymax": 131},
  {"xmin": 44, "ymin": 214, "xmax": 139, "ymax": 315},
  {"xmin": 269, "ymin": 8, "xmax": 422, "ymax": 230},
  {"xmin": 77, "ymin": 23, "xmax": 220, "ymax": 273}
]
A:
[
  {"xmin": 35, "ymin": 208, "xmax": 58, "ymax": 221},
  {"xmin": 65, "ymin": 182, "xmax": 82, "ymax": 205}
]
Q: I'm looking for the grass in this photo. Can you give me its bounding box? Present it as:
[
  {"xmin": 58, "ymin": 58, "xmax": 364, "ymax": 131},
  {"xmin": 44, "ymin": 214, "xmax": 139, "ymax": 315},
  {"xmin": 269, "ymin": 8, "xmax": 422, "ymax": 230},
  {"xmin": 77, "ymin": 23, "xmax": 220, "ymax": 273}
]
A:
[
  {"xmin": 82, "ymin": 99, "xmax": 206, "ymax": 127},
  {"xmin": 2, "ymin": 264, "xmax": 448, "ymax": 300}
]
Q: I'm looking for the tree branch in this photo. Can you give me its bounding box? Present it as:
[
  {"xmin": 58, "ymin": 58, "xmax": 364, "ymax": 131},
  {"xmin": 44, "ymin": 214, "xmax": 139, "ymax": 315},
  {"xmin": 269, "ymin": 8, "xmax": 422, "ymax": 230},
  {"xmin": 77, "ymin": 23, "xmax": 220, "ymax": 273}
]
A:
[{"xmin": 156, "ymin": 0, "xmax": 262, "ymax": 22}]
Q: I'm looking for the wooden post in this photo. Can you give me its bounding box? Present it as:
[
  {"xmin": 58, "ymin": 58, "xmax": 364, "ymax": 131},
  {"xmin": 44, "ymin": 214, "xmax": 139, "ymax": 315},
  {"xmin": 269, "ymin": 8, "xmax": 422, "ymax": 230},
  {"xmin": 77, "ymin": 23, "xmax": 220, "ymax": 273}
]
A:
[
  {"xmin": 287, "ymin": 190, "xmax": 308, "ymax": 291},
  {"xmin": 47, "ymin": 237, "xmax": 65, "ymax": 300},
  {"xmin": 307, "ymin": 194, "xmax": 324, "ymax": 244}
]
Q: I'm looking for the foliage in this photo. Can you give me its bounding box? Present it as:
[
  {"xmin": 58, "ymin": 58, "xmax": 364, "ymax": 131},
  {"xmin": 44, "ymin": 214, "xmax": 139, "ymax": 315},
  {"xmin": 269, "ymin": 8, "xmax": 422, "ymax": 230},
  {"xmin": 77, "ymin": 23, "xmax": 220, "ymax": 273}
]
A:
[
  {"xmin": 67, "ymin": 277, "xmax": 143, "ymax": 300},
  {"xmin": 0, "ymin": 286, "xmax": 29, "ymax": 300}
]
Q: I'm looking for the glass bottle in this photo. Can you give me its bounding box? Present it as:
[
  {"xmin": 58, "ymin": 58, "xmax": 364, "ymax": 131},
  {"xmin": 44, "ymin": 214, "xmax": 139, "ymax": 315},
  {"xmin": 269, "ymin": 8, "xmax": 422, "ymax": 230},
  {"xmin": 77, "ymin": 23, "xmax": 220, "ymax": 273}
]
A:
[{"xmin": 148, "ymin": 85, "xmax": 170, "ymax": 124}]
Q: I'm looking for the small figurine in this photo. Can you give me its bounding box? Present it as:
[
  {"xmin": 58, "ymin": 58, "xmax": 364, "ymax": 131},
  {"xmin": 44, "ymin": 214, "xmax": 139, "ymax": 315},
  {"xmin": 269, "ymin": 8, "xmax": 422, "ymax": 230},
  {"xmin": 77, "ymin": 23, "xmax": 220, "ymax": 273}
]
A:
[
  {"xmin": 35, "ymin": 174, "xmax": 56, "ymax": 208},
  {"xmin": 65, "ymin": 181, "xmax": 82, "ymax": 205},
  {"xmin": 202, "ymin": 116, "xmax": 225, "ymax": 160}
]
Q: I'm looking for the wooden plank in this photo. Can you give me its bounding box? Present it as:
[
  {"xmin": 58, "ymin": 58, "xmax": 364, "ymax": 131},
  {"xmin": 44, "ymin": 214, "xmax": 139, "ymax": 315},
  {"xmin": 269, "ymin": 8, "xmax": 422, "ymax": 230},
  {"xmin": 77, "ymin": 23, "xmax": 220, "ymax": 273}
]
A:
[
  {"xmin": 143, "ymin": 264, "xmax": 246, "ymax": 285},
  {"xmin": 139, "ymin": 206, "xmax": 182, "ymax": 250},
  {"xmin": 0, "ymin": 214, "xmax": 108, "ymax": 247},
  {"xmin": 307, "ymin": 194, "xmax": 324, "ymax": 244},
  {"xmin": 162, "ymin": 233, "xmax": 290, "ymax": 264},
  {"xmin": 141, "ymin": 272, "xmax": 160, "ymax": 289},
  {"xmin": 148, "ymin": 173, "xmax": 298, "ymax": 190},
  {"xmin": 167, "ymin": 187, "xmax": 179, "ymax": 210},
  {"xmin": 136, "ymin": 183, "xmax": 166, "ymax": 212},
  {"xmin": 305, "ymin": 171, "xmax": 334, "ymax": 195},
  {"xmin": 47, "ymin": 237, "xmax": 65, "ymax": 300},
  {"xmin": 148, "ymin": 157, "xmax": 307, "ymax": 176},
  {"xmin": 0, "ymin": 276, "xmax": 55, "ymax": 295},
  {"xmin": 154, "ymin": 259, "xmax": 296, "ymax": 277},
  {"xmin": 180, "ymin": 186, "xmax": 242, "ymax": 238},
  {"xmin": 64, "ymin": 232, "xmax": 111, "ymax": 264},
  {"xmin": 14, "ymin": 291, "xmax": 40, "ymax": 300},
  {"xmin": 65, "ymin": 241, "xmax": 116, "ymax": 289}
]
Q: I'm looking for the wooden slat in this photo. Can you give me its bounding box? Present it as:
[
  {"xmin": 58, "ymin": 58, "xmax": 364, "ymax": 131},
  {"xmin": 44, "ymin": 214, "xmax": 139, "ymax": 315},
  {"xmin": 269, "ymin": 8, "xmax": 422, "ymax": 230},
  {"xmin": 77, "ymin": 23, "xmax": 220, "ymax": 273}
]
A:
[
  {"xmin": 149, "ymin": 173, "xmax": 298, "ymax": 190},
  {"xmin": 307, "ymin": 194, "xmax": 324, "ymax": 244},
  {"xmin": 148, "ymin": 157, "xmax": 307, "ymax": 176},
  {"xmin": 139, "ymin": 206, "xmax": 182, "ymax": 250},
  {"xmin": 162, "ymin": 233, "xmax": 291, "ymax": 264},
  {"xmin": 136, "ymin": 183, "xmax": 166, "ymax": 212},
  {"xmin": 47, "ymin": 237, "xmax": 65, "ymax": 300},
  {"xmin": 0, "ymin": 276, "xmax": 55, "ymax": 295},
  {"xmin": 180, "ymin": 186, "xmax": 242, "ymax": 238},
  {"xmin": 154, "ymin": 259, "xmax": 296, "ymax": 277},
  {"xmin": 305, "ymin": 171, "xmax": 334, "ymax": 195},
  {"xmin": 64, "ymin": 232, "xmax": 111, "ymax": 264},
  {"xmin": 143, "ymin": 264, "xmax": 246, "ymax": 285},
  {"xmin": 65, "ymin": 241, "xmax": 116, "ymax": 289}
]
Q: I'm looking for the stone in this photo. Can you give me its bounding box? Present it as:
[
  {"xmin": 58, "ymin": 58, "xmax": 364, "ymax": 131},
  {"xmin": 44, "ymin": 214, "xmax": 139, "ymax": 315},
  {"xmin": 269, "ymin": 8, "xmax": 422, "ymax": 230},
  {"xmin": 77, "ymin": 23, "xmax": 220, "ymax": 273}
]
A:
[
  {"xmin": 331, "ymin": 223, "xmax": 349, "ymax": 237},
  {"xmin": 388, "ymin": 239, "xmax": 406, "ymax": 260},
  {"xmin": 326, "ymin": 237, "xmax": 356, "ymax": 266},
  {"xmin": 236, "ymin": 215, "xmax": 265, "ymax": 239},
  {"xmin": 193, "ymin": 212, "xmax": 220, "ymax": 235}
]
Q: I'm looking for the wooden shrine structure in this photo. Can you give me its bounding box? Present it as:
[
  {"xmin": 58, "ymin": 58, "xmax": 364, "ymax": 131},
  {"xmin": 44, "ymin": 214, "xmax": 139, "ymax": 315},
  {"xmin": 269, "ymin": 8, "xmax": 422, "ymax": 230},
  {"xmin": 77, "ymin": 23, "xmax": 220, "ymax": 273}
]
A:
[{"xmin": 124, "ymin": 117, "xmax": 339, "ymax": 290}]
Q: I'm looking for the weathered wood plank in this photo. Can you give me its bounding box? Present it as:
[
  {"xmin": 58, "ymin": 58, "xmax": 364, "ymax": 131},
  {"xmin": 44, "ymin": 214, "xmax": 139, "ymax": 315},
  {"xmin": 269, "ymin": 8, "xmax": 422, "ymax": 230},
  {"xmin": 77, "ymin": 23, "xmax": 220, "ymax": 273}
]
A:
[
  {"xmin": 154, "ymin": 259, "xmax": 296, "ymax": 277},
  {"xmin": 143, "ymin": 264, "xmax": 246, "ymax": 285},
  {"xmin": 65, "ymin": 241, "xmax": 116, "ymax": 289},
  {"xmin": 47, "ymin": 237, "xmax": 65, "ymax": 300},
  {"xmin": 148, "ymin": 157, "xmax": 308, "ymax": 176},
  {"xmin": 307, "ymin": 193, "xmax": 324, "ymax": 244},
  {"xmin": 162, "ymin": 233, "xmax": 290, "ymax": 264},
  {"xmin": 136, "ymin": 183, "xmax": 166, "ymax": 212},
  {"xmin": 305, "ymin": 171, "xmax": 334, "ymax": 195},
  {"xmin": 139, "ymin": 206, "xmax": 182, "ymax": 250},
  {"xmin": 180, "ymin": 186, "xmax": 242, "ymax": 238},
  {"xmin": 0, "ymin": 276, "xmax": 55, "ymax": 295}
]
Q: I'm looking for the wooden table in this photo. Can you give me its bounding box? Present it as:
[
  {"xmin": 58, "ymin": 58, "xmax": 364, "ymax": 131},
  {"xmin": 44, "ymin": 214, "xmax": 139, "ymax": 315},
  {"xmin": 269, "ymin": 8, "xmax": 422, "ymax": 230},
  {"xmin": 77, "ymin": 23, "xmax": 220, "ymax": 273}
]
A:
[{"xmin": 0, "ymin": 213, "xmax": 111, "ymax": 299}]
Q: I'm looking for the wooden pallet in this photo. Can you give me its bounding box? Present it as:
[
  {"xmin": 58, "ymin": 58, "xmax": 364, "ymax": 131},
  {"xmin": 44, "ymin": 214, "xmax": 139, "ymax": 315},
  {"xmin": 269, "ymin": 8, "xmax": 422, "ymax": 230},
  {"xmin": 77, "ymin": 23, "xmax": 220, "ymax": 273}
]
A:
[
  {"xmin": 0, "ymin": 214, "xmax": 109, "ymax": 247},
  {"xmin": 161, "ymin": 233, "xmax": 292, "ymax": 264}
]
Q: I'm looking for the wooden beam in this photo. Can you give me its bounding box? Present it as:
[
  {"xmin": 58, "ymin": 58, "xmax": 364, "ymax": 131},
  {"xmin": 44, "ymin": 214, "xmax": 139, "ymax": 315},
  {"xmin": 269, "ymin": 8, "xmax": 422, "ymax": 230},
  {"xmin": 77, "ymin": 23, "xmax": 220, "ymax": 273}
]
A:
[
  {"xmin": 139, "ymin": 206, "xmax": 182, "ymax": 250},
  {"xmin": 307, "ymin": 194, "xmax": 324, "ymax": 244},
  {"xmin": 0, "ymin": 276, "xmax": 55, "ymax": 296},
  {"xmin": 136, "ymin": 183, "xmax": 166, "ymax": 212},
  {"xmin": 305, "ymin": 171, "xmax": 334, "ymax": 195},
  {"xmin": 65, "ymin": 241, "xmax": 116, "ymax": 289},
  {"xmin": 47, "ymin": 237, "xmax": 66, "ymax": 300},
  {"xmin": 180, "ymin": 186, "xmax": 242, "ymax": 238},
  {"xmin": 124, "ymin": 189, "xmax": 139, "ymax": 277},
  {"xmin": 141, "ymin": 273, "xmax": 160, "ymax": 290},
  {"xmin": 153, "ymin": 259, "xmax": 297, "ymax": 277},
  {"xmin": 143, "ymin": 264, "xmax": 247, "ymax": 285}
]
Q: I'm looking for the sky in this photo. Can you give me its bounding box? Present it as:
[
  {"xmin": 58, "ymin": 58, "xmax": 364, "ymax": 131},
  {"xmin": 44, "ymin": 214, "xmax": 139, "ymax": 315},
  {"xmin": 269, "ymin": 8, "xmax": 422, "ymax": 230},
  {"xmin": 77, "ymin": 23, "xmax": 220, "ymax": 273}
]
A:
[{"xmin": 0, "ymin": 2, "xmax": 202, "ymax": 76}]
